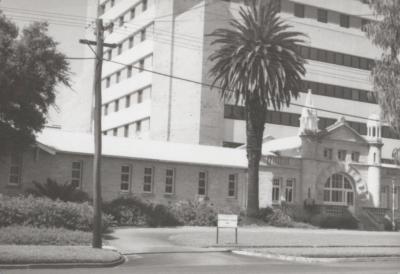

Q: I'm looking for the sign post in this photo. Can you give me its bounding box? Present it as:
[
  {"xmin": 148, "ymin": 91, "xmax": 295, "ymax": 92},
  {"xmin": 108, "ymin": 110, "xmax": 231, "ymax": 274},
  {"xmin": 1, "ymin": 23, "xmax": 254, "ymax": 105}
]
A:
[{"xmin": 216, "ymin": 214, "xmax": 238, "ymax": 245}]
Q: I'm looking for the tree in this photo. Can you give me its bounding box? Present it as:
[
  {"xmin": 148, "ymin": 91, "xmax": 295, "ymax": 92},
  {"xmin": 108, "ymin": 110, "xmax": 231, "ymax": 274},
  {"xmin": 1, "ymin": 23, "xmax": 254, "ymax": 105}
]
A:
[
  {"xmin": 208, "ymin": 0, "xmax": 306, "ymax": 215},
  {"xmin": 365, "ymin": 0, "xmax": 400, "ymax": 137},
  {"xmin": 0, "ymin": 13, "xmax": 70, "ymax": 154}
]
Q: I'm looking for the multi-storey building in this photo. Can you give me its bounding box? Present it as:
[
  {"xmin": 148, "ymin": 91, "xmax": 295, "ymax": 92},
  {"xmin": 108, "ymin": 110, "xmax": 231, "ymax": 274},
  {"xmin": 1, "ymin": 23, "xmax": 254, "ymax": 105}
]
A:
[{"xmin": 97, "ymin": 0, "xmax": 400, "ymax": 160}]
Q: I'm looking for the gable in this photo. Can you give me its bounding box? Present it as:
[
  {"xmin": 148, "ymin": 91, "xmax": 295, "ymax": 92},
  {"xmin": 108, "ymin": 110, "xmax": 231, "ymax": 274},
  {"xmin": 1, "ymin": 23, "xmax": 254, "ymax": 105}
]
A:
[{"xmin": 323, "ymin": 124, "xmax": 368, "ymax": 144}]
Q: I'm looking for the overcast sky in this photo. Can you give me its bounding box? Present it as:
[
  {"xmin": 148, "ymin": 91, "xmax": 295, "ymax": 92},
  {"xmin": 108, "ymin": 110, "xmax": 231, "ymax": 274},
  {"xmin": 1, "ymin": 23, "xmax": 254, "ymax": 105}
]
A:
[{"xmin": 1, "ymin": 0, "xmax": 96, "ymax": 131}]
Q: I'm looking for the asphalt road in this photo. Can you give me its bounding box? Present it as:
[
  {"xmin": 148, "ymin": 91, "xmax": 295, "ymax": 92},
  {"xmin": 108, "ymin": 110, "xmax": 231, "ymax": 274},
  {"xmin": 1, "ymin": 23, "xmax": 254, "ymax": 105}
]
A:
[{"xmin": 3, "ymin": 251, "xmax": 400, "ymax": 274}]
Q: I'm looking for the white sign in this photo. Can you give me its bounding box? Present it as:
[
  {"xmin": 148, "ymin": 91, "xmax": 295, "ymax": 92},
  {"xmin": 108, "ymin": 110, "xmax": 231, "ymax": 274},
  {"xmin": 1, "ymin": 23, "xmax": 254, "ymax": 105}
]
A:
[{"xmin": 217, "ymin": 214, "xmax": 238, "ymax": 228}]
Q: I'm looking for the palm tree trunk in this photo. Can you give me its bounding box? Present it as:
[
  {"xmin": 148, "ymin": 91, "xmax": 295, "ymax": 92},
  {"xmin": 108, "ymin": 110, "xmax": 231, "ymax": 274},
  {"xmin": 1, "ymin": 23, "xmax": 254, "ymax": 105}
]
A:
[{"xmin": 245, "ymin": 100, "xmax": 266, "ymax": 216}]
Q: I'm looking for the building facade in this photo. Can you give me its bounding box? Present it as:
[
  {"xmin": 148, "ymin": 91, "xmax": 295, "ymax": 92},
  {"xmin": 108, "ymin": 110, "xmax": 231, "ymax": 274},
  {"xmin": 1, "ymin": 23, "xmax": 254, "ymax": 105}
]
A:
[
  {"xmin": 96, "ymin": 0, "xmax": 400, "ymax": 161},
  {"xmin": 1, "ymin": 97, "xmax": 399, "ymax": 229}
]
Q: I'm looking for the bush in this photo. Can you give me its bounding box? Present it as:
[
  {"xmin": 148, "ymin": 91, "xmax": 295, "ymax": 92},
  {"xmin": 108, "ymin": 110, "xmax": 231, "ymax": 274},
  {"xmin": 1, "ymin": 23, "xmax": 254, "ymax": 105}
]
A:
[
  {"xmin": 169, "ymin": 200, "xmax": 218, "ymax": 226},
  {"xmin": 310, "ymin": 214, "xmax": 359, "ymax": 230},
  {"xmin": 0, "ymin": 226, "xmax": 92, "ymax": 245},
  {"xmin": 103, "ymin": 197, "xmax": 181, "ymax": 227},
  {"xmin": 26, "ymin": 178, "xmax": 90, "ymax": 203},
  {"xmin": 0, "ymin": 195, "xmax": 114, "ymax": 232}
]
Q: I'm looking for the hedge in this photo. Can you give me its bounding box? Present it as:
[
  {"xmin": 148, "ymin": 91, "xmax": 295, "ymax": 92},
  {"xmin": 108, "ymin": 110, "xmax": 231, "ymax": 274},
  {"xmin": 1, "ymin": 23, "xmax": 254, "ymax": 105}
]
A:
[
  {"xmin": 0, "ymin": 195, "xmax": 114, "ymax": 232},
  {"xmin": 0, "ymin": 226, "xmax": 92, "ymax": 245}
]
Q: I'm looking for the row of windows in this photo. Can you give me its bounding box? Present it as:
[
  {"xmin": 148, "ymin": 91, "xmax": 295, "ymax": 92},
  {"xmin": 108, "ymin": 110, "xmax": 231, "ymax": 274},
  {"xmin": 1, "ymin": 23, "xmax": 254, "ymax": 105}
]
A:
[
  {"xmin": 105, "ymin": 23, "xmax": 154, "ymax": 61},
  {"xmin": 70, "ymin": 162, "xmax": 238, "ymax": 198},
  {"xmin": 100, "ymin": 0, "xmax": 148, "ymax": 20},
  {"xmin": 302, "ymin": 81, "xmax": 377, "ymax": 104},
  {"xmin": 294, "ymin": 3, "xmax": 370, "ymax": 31},
  {"xmin": 298, "ymin": 45, "xmax": 374, "ymax": 70},
  {"xmin": 103, "ymin": 118, "xmax": 150, "ymax": 138},
  {"xmin": 102, "ymin": 86, "xmax": 151, "ymax": 116},
  {"xmin": 102, "ymin": 54, "xmax": 153, "ymax": 89},
  {"xmin": 224, "ymin": 105, "xmax": 400, "ymax": 140},
  {"xmin": 272, "ymin": 177, "xmax": 296, "ymax": 203},
  {"xmin": 323, "ymin": 148, "xmax": 360, "ymax": 162},
  {"xmin": 323, "ymin": 174, "xmax": 354, "ymax": 205}
]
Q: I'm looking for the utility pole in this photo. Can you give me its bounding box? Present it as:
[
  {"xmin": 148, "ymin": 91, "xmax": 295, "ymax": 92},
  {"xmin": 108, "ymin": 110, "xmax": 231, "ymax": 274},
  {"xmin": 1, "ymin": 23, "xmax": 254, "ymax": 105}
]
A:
[
  {"xmin": 392, "ymin": 179, "xmax": 396, "ymax": 231},
  {"xmin": 80, "ymin": 19, "xmax": 116, "ymax": 249}
]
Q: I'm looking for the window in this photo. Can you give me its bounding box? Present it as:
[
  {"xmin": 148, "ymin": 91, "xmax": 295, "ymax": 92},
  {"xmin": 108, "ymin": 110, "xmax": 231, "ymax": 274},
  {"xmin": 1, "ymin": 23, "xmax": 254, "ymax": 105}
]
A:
[
  {"xmin": 9, "ymin": 152, "xmax": 22, "ymax": 185},
  {"xmin": 124, "ymin": 125, "xmax": 129, "ymax": 137},
  {"xmin": 110, "ymin": 0, "xmax": 115, "ymax": 7},
  {"xmin": 120, "ymin": 165, "xmax": 131, "ymax": 192},
  {"xmin": 117, "ymin": 44, "xmax": 122, "ymax": 55},
  {"xmin": 108, "ymin": 22, "xmax": 114, "ymax": 34},
  {"xmin": 119, "ymin": 16, "xmax": 124, "ymax": 27},
  {"xmin": 142, "ymin": 0, "xmax": 148, "ymax": 11},
  {"xmin": 71, "ymin": 161, "xmax": 82, "ymax": 188},
  {"xmin": 127, "ymin": 65, "xmax": 132, "ymax": 78},
  {"xmin": 285, "ymin": 179, "xmax": 295, "ymax": 203},
  {"xmin": 107, "ymin": 50, "xmax": 112, "ymax": 60},
  {"xmin": 340, "ymin": 14, "xmax": 350, "ymax": 28},
  {"xmin": 143, "ymin": 167, "xmax": 153, "ymax": 192},
  {"xmin": 130, "ymin": 7, "xmax": 135, "ymax": 19},
  {"xmin": 294, "ymin": 3, "xmax": 305, "ymax": 18},
  {"xmin": 317, "ymin": 9, "xmax": 328, "ymax": 23},
  {"xmin": 116, "ymin": 71, "xmax": 121, "ymax": 83},
  {"xmin": 228, "ymin": 174, "xmax": 237, "ymax": 198},
  {"xmin": 361, "ymin": 19, "xmax": 369, "ymax": 32},
  {"xmin": 198, "ymin": 171, "xmax": 207, "ymax": 196},
  {"xmin": 114, "ymin": 99, "xmax": 119, "ymax": 112},
  {"xmin": 99, "ymin": 4, "xmax": 106, "ymax": 15},
  {"xmin": 380, "ymin": 186, "xmax": 389, "ymax": 208},
  {"xmin": 126, "ymin": 95, "xmax": 131, "ymax": 108},
  {"xmin": 141, "ymin": 29, "xmax": 146, "ymax": 42},
  {"xmin": 139, "ymin": 59, "xmax": 144, "ymax": 72},
  {"xmin": 104, "ymin": 104, "xmax": 109, "ymax": 116},
  {"xmin": 136, "ymin": 120, "xmax": 142, "ymax": 133},
  {"xmin": 338, "ymin": 150, "xmax": 347, "ymax": 161},
  {"xmin": 113, "ymin": 128, "xmax": 118, "ymax": 136},
  {"xmin": 351, "ymin": 152, "xmax": 360, "ymax": 162},
  {"xmin": 129, "ymin": 36, "xmax": 134, "ymax": 48},
  {"xmin": 324, "ymin": 174, "xmax": 353, "ymax": 205},
  {"xmin": 272, "ymin": 178, "xmax": 280, "ymax": 203},
  {"xmin": 323, "ymin": 148, "xmax": 333, "ymax": 160},
  {"xmin": 106, "ymin": 77, "xmax": 111, "ymax": 88},
  {"xmin": 137, "ymin": 90, "xmax": 143, "ymax": 103},
  {"xmin": 165, "ymin": 169, "xmax": 175, "ymax": 194}
]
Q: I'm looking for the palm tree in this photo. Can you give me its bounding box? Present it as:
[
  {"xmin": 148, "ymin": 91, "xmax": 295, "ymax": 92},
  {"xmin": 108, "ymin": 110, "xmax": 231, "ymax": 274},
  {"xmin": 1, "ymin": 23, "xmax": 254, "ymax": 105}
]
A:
[{"xmin": 208, "ymin": 0, "xmax": 306, "ymax": 215}]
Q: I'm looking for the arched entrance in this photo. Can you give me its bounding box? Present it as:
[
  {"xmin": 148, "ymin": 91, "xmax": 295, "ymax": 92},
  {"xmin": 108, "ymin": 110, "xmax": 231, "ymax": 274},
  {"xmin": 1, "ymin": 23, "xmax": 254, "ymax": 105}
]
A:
[{"xmin": 323, "ymin": 173, "xmax": 355, "ymax": 212}]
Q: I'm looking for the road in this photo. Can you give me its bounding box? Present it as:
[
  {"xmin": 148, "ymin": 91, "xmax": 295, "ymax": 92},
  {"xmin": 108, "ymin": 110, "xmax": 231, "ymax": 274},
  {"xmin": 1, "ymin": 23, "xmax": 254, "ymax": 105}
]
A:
[{"xmin": 3, "ymin": 228, "xmax": 400, "ymax": 274}]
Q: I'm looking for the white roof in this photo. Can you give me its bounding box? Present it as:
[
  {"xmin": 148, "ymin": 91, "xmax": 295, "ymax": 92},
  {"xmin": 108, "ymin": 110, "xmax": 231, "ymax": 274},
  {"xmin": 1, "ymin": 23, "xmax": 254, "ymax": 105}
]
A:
[
  {"xmin": 36, "ymin": 128, "xmax": 248, "ymax": 169},
  {"xmin": 262, "ymin": 136, "xmax": 302, "ymax": 154}
]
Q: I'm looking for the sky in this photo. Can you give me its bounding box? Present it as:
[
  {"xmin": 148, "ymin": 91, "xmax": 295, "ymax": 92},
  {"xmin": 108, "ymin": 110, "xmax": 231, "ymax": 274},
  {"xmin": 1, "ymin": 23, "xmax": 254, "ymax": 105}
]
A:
[{"xmin": 0, "ymin": 0, "xmax": 97, "ymax": 132}]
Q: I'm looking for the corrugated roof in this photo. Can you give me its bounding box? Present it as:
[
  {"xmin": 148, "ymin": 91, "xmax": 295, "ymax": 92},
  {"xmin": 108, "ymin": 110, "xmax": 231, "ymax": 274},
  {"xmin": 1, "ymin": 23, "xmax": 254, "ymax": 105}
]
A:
[
  {"xmin": 262, "ymin": 136, "xmax": 302, "ymax": 154},
  {"xmin": 36, "ymin": 128, "xmax": 248, "ymax": 169}
]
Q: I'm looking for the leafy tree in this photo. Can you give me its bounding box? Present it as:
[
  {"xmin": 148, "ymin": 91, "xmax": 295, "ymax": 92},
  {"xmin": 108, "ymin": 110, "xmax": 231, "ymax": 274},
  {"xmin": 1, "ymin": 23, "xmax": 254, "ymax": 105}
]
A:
[
  {"xmin": 26, "ymin": 178, "xmax": 89, "ymax": 203},
  {"xmin": 0, "ymin": 13, "xmax": 70, "ymax": 154},
  {"xmin": 208, "ymin": 0, "xmax": 306, "ymax": 215}
]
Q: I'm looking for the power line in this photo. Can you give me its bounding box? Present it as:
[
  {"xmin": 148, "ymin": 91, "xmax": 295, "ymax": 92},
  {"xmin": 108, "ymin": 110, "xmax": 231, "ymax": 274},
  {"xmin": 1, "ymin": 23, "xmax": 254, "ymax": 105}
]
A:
[{"xmin": 100, "ymin": 57, "xmax": 378, "ymax": 123}]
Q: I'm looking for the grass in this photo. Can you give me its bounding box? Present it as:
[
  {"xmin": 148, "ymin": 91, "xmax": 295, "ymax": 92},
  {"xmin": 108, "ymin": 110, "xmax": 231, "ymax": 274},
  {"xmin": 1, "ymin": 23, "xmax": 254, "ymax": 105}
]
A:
[
  {"xmin": 247, "ymin": 247, "xmax": 400, "ymax": 258},
  {"xmin": 0, "ymin": 226, "xmax": 92, "ymax": 245},
  {"xmin": 0, "ymin": 245, "xmax": 122, "ymax": 265},
  {"xmin": 168, "ymin": 226, "xmax": 400, "ymax": 247}
]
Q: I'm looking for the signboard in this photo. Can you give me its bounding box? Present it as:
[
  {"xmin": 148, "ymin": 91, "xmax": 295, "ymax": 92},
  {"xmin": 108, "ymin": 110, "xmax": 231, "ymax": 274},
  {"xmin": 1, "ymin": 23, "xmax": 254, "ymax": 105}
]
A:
[
  {"xmin": 217, "ymin": 214, "xmax": 238, "ymax": 228},
  {"xmin": 216, "ymin": 214, "xmax": 238, "ymax": 244}
]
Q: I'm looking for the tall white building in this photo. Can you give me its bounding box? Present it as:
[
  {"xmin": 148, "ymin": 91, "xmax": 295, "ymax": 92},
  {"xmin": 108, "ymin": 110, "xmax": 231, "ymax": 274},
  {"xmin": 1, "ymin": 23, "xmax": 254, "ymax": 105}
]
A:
[{"xmin": 97, "ymin": 0, "xmax": 400, "ymax": 161}]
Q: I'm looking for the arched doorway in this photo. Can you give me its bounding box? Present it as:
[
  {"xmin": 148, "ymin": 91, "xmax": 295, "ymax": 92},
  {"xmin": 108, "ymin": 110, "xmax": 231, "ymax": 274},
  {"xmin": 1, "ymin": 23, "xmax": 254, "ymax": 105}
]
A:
[{"xmin": 323, "ymin": 173, "xmax": 355, "ymax": 212}]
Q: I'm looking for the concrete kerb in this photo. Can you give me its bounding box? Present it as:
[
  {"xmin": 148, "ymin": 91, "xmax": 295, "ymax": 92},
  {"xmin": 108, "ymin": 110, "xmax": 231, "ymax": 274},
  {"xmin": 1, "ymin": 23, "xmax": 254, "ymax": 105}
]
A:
[
  {"xmin": 0, "ymin": 246, "xmax": 125, "ymax": 270},
  {"xmin": 232, "ymin": 250, "xmax": 400, "ymax": 263}
]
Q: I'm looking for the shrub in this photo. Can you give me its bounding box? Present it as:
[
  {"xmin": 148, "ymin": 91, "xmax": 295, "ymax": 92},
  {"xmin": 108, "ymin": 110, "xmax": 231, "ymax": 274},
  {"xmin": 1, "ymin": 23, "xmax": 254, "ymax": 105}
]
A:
[
  {"xmin": 169, "ymin": 200, "xmax": 217, "ymax": 226},
  {"xmin": 310, "ymin": 214, "xmax": 359, "ymax": 230},
  {"xmin": 257, "ymin": 207, "xmax": 274, "ymax": 223},
  {"xmin": 0, "ymin": 226, "xmax": 92, "ymax": 245},
  {"xmin": 0, "ymin": 195, "xmax": 114, "ymax": 232},
  {"xmin": 103, "ymin": 197, "xmax": 180, "ymax": 227},
  {"xmin": 26, "ymin": 178, "xmax": 90, "ymax": 203}
]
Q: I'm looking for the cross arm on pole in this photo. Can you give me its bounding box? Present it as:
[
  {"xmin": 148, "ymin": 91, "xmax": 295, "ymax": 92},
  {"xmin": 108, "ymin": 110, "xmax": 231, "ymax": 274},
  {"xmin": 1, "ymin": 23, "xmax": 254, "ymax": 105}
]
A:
[{"xmin": 79, "ymin": 39, "xmax": 118, "ymax": 49}]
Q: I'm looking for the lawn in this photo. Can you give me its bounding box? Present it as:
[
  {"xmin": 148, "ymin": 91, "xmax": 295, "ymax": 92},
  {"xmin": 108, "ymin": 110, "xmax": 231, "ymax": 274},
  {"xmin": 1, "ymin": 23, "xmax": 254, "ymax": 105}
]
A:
[
  {"xmin": 245, "ymin": 247, "xmax": 400, "ymax": 258},
  {"xmin": 169, "ymin": 226, "xmax": 400, "ymax": 247},
  {"xmin": 0, "ymin": 245, "xmax": 122, "ymax": 265}
]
